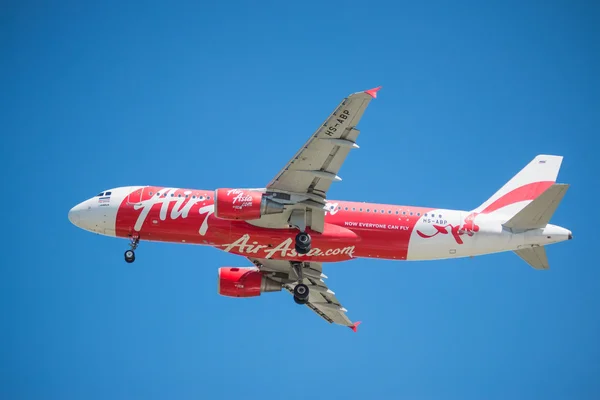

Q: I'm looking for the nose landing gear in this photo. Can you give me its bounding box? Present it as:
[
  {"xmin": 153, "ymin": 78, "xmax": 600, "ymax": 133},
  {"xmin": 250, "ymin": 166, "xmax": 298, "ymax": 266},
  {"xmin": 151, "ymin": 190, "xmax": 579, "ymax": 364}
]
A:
[{"xmin": 124, "ymin": 234, "xmax": 140, "ymax": 263}]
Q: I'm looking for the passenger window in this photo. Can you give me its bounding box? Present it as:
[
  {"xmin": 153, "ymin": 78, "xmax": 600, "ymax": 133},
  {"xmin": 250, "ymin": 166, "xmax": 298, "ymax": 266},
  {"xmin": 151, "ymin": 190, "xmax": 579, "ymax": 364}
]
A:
[
  {"xmin": 366, "ymin": 209, "xmax": 370, "ymax": 212},
  {"xmin": 395, "ymin": 211, "xmax": 399, "ymax": 214},
  {"xmin": 199, "ymin": 196, "xmax": 204, "ymax": 200},
  {"xmin": 207, "ymin": 196, "xmax": 211, "ymax": 200},
  {"xmin": 359, "ymin": 208, "xmax": 363, "ymax": 212},
  {"xmin": 402, "ymin": 211, "xmax": 406, "ymax": 215}
]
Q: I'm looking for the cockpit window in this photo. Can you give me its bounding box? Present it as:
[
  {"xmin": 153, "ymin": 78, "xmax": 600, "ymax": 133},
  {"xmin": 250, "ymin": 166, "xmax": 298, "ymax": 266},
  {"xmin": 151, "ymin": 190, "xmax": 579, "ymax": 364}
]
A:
[
  {"xmin": 105, "ymin": 191, "xmax": 112, "ymax": 196},
  {"xmin": 96, "ymin": 192, "xmax": 104, "ymax": 197}
]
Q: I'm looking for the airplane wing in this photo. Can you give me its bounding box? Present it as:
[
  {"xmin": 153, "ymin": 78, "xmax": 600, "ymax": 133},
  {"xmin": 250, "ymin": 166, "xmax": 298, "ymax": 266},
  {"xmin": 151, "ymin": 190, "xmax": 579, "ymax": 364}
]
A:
[
  {"xmin": 267, "ymin": 87, "xmax": 380, "ymax": 199},
  {"xmin": 249, "ymin": 257, "xmax": 361, "ymax": 331}
]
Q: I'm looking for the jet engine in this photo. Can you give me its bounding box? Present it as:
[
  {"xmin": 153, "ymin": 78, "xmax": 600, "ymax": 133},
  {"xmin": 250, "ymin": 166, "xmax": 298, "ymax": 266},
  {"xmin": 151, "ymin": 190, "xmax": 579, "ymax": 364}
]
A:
[
  {"xmin": 217, "ymin": 267, "xmax": 282, "ymax": 298},
  {"xmin": 213, "ymin": 188, "xmax": 284, "ymax": 220}
]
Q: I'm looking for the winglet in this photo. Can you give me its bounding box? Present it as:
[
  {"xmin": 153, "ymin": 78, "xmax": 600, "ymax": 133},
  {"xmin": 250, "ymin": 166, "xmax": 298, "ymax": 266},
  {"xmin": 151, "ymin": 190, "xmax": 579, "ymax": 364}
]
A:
[
  {"xmin": 364, "ymin": 86, "xmax": 381, "ymax": 99},
  {"xmin": 349, "ymin": 321, "xmax": 362, "ymax": 332}
]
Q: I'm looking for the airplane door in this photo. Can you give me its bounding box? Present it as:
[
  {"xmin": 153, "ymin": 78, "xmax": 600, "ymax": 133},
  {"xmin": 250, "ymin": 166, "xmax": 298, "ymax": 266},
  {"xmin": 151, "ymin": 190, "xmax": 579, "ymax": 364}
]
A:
[{"xmin": 126, "ymin": 186, "xmax": 145, "ymax": 205}]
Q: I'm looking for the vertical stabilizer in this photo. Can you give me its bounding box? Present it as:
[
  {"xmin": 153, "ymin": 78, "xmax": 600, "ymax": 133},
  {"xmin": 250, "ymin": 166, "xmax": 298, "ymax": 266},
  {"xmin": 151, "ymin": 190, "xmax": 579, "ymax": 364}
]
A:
[{"xmin": 472, "ymin": 155, "xmax": 563, "ymax": 218}]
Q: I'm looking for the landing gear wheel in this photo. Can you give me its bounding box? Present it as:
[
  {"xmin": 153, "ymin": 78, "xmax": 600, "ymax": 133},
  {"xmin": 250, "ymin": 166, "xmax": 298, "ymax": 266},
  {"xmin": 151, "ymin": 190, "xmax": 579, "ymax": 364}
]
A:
[
  {"xmin": 124, "ymin": 249, "xmax": 135, "ymax": 263},
  {"xmin": 291, "ymin": 263, "xmax": 309, "ymax": 304},
  {"xmin": 295, "ymin": 245, "xmax": 309, "ymax": 255},
  {"xmin": 294, "ymin": 295, "xmax": 308, "ymax": 305},
  {"xmin": 294, "ymin": 283, "xmax": 309, "ymax": 301},
  {"xmin": 295, "ymin": 232, "xmax": 311, "ymax": 254}
]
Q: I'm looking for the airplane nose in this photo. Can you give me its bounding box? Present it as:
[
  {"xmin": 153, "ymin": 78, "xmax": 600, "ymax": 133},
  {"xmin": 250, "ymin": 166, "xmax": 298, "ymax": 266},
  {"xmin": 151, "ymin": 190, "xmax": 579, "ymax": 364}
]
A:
[
  {"xmin": 68, "ymin": 202, "xmax": 87, "ymax": 226},
  {"xmin": 68, "ymin": 206, "xmax": 80, "ymax": 225}
]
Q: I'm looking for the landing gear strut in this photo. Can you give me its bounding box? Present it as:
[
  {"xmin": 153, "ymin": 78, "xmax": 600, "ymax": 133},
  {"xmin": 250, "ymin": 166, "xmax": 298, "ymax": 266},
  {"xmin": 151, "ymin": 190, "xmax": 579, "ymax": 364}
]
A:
[
  {"xmin": 292, "ymin": 262, "xmax": 309, "ymax": 304},
  {"xmin": 124, "ymin": 234, "xmax": 140, "ymax": 263},
  {"xmin": 289, "ymin": 209, "xmax": 311, "ymax": 255},
  {"xmin": 288, "ymin": 210, "xmax": 311, "ymax": 303}
]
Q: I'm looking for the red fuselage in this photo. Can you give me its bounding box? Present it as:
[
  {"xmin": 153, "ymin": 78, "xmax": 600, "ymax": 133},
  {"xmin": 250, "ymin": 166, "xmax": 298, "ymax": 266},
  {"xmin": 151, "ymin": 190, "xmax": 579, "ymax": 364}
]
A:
[{"xmin": 115, "ymin": 186, "xmax": 432, "ymax": 262}]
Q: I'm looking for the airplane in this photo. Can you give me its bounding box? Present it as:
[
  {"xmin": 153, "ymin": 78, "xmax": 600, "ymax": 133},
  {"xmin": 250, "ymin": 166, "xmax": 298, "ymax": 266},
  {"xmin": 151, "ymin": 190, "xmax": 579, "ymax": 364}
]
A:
[{"xmin": 68, "ymin": 86, "xmax": 573, "ymax": 332}]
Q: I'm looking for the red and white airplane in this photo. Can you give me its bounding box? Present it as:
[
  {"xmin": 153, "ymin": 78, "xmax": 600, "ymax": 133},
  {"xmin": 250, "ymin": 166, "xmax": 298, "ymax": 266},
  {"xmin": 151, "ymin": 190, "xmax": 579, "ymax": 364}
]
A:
[{"xmin": 69, "ymin": 87, "xmax": 572, "ymax": 331}]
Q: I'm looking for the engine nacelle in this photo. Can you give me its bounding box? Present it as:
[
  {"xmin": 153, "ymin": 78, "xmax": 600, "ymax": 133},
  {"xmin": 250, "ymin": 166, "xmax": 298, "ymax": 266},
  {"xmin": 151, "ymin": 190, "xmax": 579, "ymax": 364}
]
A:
[
  {"xmin": 214, "ymin": 188, "xmax": 284, "ymax": 220},
  {"xmin": 217, "ymin": 267, "xmax": 282, "ymax": 298}
]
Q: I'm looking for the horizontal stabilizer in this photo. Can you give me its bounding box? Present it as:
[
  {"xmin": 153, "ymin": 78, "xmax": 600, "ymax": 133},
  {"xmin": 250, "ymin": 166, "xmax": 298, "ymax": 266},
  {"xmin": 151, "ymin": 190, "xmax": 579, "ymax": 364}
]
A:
[
  {"xmin": 503, "ymin": 184, "xmax": 569, "ymax": 231},
  {"xmin": 473, "ymin": 155, "xmax": 563, "ymax": 216},
  {"xmin": 514, "ymin": 246, "xmax": 549, "ymax": 270}
]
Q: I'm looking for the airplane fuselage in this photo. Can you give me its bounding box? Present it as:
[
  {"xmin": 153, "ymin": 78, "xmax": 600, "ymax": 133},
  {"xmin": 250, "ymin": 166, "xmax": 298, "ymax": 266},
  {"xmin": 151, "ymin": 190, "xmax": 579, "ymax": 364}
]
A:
[{"xmin": 68, "ymin": 185, "xmax": 571, "ymax": 263}]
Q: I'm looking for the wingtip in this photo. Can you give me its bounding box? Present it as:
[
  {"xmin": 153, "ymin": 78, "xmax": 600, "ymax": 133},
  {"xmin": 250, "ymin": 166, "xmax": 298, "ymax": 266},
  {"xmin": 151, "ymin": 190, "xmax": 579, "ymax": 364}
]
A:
[
  {"xmin": 349, "ymin": 321, "xmax": 362, "ymax": 332},
  {"xmin": 364, "ymin": 86, "xmax": 382, "ymax": 99}
]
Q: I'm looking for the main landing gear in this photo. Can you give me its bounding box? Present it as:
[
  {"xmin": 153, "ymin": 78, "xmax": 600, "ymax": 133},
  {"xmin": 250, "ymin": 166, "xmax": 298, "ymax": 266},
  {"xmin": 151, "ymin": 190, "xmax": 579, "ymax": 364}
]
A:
[
  {"xmin": 292, "ymin": 262, "xmax": 309, "ymax": 305},
  {"xmin": 289, "ymin": 209, "xmax": 311, "ymax": 255},
  {"xmin": 290, "ymin": 210, "xmax": 311, "ymax": 303},
  {"xmin": 295, "ymin": 231, "xmax": 311, "ymax": 254},
  {"xmin": 124, "ymin": 234, "xmax": 140, "ymax": 263}
]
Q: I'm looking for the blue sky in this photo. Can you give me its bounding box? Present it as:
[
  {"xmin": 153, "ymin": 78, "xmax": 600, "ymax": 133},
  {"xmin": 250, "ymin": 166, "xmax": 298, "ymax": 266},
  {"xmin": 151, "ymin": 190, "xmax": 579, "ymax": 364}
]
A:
[{"xmin": 2, "ymin": 1, "xmax": 598, "ymax": 399}]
